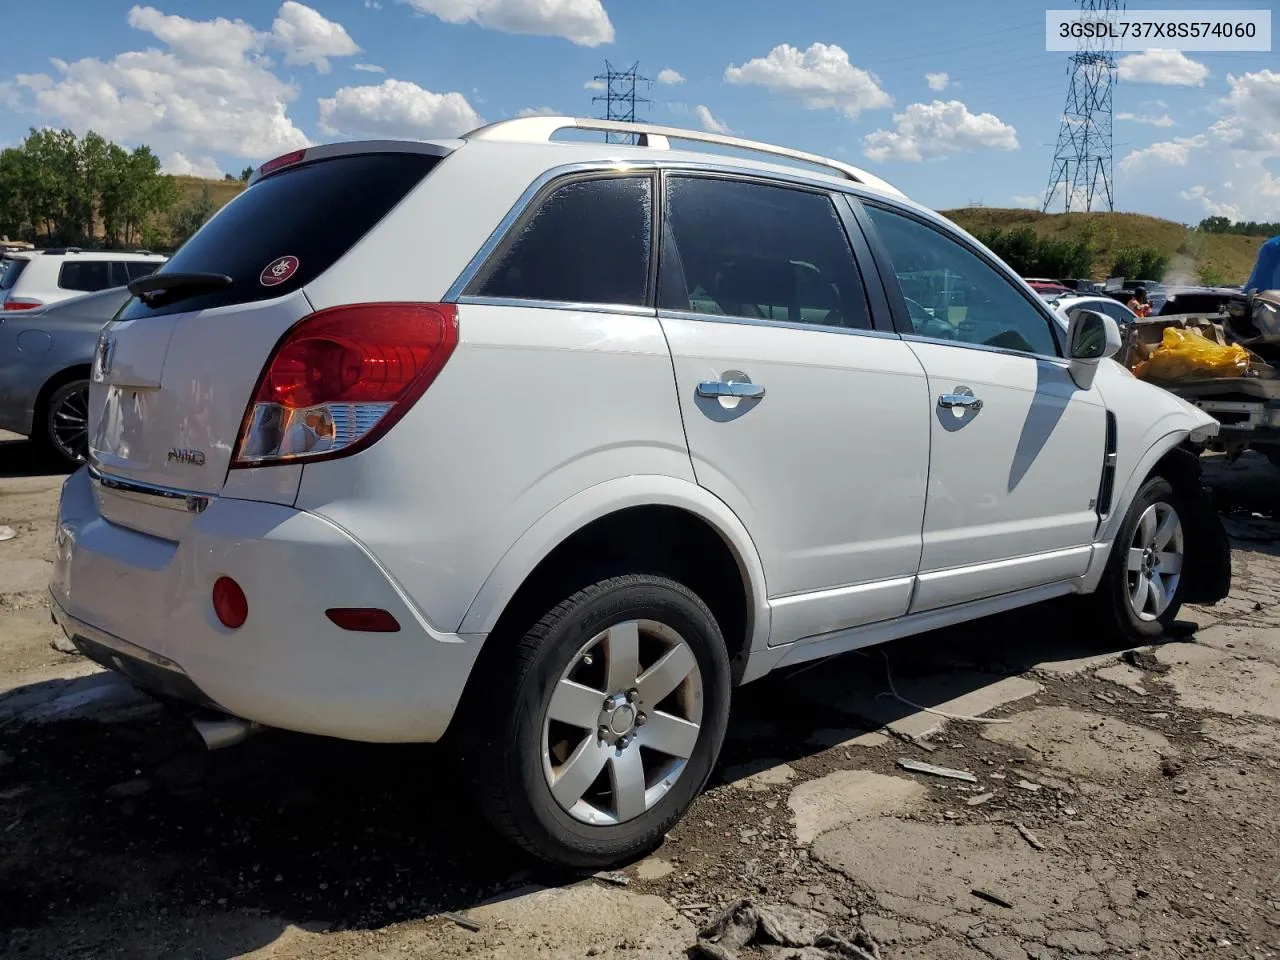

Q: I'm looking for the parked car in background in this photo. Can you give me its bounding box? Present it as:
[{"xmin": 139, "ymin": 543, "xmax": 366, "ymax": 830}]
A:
[
  {"xmin": 1041, "ymin": 293, "xmax": 1138, "ymax": 331},
  {"xmin": 0, "ymin": 285, "xmax": 132, "ymax": 464},
  {"xmin": 1156, "ymin": 286, "xmax": 1241, "ymax": 317},
  {"xmin": 1025, "ymin": 278, "xmax": 1073, "ymax": 297},
  {"xmin": 0, "ymin": 248, "xmax": 165, "ymax": 311},
  {"xmin": 49, "ymin": 117, "xmax": 1231, "ymax": 869}
]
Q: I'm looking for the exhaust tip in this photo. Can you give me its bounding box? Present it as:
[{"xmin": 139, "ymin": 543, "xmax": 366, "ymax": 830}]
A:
[{"xmin": 191, "ymin": 713, "xmax": 259, "ymax": 750}]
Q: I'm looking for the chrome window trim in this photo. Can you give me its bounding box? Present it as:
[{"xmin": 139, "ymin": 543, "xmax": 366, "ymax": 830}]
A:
[
  {"xmin": 442, "ymin": 159, "xmax": 913, "ymax": 305},
  {"xmin": 89, "ymin": 465, "xmax": 212, "ymax": 514},
  {"xmin": 899, "ymin": 333, "xmax": 1071, "ymax": 367},
  {"xmin": 456, "ymin": 294, "xmax": 655, "ymax": 317},
  {"xmin": 658, "ymin": 307, "xmax": 901, "ymax": 341}
]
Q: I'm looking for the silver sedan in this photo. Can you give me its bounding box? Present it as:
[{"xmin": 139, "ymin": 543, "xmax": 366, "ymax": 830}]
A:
[{"xmin": 0, "ymin": 285, "xmax": 131, "ymax": 465}]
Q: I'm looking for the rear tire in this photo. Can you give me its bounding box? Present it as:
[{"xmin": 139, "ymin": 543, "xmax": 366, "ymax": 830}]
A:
[
  {"xmin": 35, "ymin": 378, "xmax": 90, "ymax": 468},
  {"xmin": 1087, "ymin": 475, "xmax": 1188, "ymax": 642},
  {"xmin": 462, "ymin": 574, "xmax": 731, "ymax": 868}
]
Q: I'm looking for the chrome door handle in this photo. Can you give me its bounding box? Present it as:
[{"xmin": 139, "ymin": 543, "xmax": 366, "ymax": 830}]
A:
[
  {"xmin": 697, "ymin": 380, "xmax": 765, "ymax": 400},
  {"xmin": 938, "ymin": 393, "xmax": 983, "ymax": 411}
]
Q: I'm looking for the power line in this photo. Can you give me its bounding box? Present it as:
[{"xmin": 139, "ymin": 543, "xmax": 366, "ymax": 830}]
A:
[
  {"xmin": 591, "ymin": 61, "xmax": 651, "ymax": 144},
  {"xmin": 1043, "ymin": 0, "xmax": 1120, "ymax": 212}
]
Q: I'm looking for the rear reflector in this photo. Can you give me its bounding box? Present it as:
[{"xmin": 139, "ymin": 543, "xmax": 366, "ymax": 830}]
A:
[
  {"xmin": 3, "ymin": 299, "xmax": 41, "ymax": 311},
  {"xmin": 212, "ymin": 577, "xmax": 248, "ymax": 629},
  {"xmin": 326, "ymin": 608, "xmax": 401, "ymax": 633},
  {"xmin": 232, "ymin": 302, "xmax": 458, "ymax": 467}
]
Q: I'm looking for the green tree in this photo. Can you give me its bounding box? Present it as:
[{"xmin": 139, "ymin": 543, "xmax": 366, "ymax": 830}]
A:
[
  {"xmin": 167, "ymin": 185, "xmax": 216, "ymax": 248},
  {"xmin": 240, "ymin": 166, "xmax": 254, "ymax": 182}
]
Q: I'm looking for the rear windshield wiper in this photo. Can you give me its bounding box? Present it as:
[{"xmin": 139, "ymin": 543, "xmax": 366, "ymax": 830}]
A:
[{"xmin": 128, "ymin": 272, "xmax": 233, "ymax": 306}]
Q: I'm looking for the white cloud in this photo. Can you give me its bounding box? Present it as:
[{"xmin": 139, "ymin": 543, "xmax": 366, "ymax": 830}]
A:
[
  {"xmin": 12, "ymin": 5, "xmax": 313, "ymax": 161},
  {"xmin": 272, "ymin": 1, "xmax": 360, "ymax": 72},
  {"xmin": 724, "ymin": 42, "xmax": 891, "ymax": 118},
  {"xmin": 1180, "ymin": 185, "xmax": 1241, "ymax": 221},
  {"xmin": 399, "ymin": 0, "xmax": 613, "ymax": 46},
  {"xmin": 1012, "ymin": 194, "xmax": 1041, "ymax": 209},
  {"xmin": 656, "ymin": 68, "xmax": 684, "ymax": 86},
  {"xmin": 1213, "ymin": 69, "xmax": 1280, "ymax": 150},
  {"xmin": 925, "ymin": 71, "xmax": 949, "ymax": 92},
  {"xmin": 1116, "ymin": 111, "xmax": 1175, "ymax": 127},
  {"xmin": 584, "ymin": 78, "xmax": 605, "ymax": 92},
  {"xmin": 318, "ymin": 78, "xmax": 482, "ymax": 139},
  {"xmin": 863, "ymin": 99, "xmax": 1018, "ymax": 163},
  {"xmin": 163, "ymin": 151, "xmax": 224, "ymax": 179},
  {"xmin": 354, "ymin": 63, "xmax": 386, "ymax": 73},
  {"xmin": 694, "ymin": 104, "xmax": 731, "ymax": 134},
  {"xmin": 516, "ymin": 105, "xmax": 559, "ymax": 117},
  {"xmin": 365, "ymin": 0, "xmax": 382, "ymax": 7},
  {"xmin": 1118, "ymin": 135, "xmax": 1207, "ymax": 170},
  {"xmin": 1116, "ymin": 49, "xmax": 1208, "ymax": 86}
]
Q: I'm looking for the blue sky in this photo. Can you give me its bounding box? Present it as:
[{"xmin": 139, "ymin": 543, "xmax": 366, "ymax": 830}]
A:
[{"xmin": 1, "ymin": 0, "xmax": 1276, "ymax": 222}]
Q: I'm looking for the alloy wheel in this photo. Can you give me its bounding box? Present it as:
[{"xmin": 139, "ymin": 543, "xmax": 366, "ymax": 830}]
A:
[{"xmin": 1126, "ymin": 501, "xmax": 1184, "ymax": 621}]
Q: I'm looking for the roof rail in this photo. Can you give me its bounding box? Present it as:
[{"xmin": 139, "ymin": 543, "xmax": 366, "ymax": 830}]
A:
[{"xmin": 463, "ymin": 117, "xmax": 903, "ymax": 197}]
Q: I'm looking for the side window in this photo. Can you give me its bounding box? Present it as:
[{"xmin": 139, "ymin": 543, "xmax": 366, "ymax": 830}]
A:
[
  {"xmin": 660, "ymin": 176, "xmax": 871, "ymax": 330},
  {"xmin": 469, "ymin": 175, "xmax": 652, "ymax": 306},
  {"xmin": 110, "ymin": 262, "xmax": 131, "ymax": 287},
  {"xmin": 126, "ymin": 261, "xmax": 161, "ymax": 281},
  {"xmin": 866, "ymin": 205, "xmax": 1059, "ymax": 356},
  {"xmin": 1099, "ymin": 301, "xmax": 1132, "ymax": 324},
  {"xmin": 59, "ymin": 260, "xmax": 113, "ymax": 292}
]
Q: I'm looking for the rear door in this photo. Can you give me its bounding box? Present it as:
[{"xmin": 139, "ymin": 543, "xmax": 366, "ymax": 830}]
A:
[
  {"xmin": 90, "ymin": 150, "xmax": 444, "ymax": 533},
  {"xmin": 657, "ymin": 174, "xmax": 930, "ymax": 644}
]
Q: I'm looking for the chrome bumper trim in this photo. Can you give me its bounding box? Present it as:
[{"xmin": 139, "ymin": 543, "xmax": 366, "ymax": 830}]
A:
[{"xmin": 88, "ymin": 464, "xmax": 212, "ymax": 514}]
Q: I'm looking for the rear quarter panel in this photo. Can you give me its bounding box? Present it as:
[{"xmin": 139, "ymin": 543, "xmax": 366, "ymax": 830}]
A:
[{"xmin": 295, "ymin": 302, "xmax": 698, "ymax": 634}]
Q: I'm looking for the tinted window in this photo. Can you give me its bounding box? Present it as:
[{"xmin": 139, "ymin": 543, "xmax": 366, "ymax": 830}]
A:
[
  {"xmin": 0, "ymin": 257, "xmax": 28, "ymax": 290},
  {"xmin": 867, "ymin": 205, "xmax": 1059, "ymax": 356},
  {"xmin": 1098, "ymin": 300, "xmax": 1133, "ymax": 323},
  {"xmin": 59, "ymin": 260, "xmax": 114, "ymax": 292},
  {"xmin": 110, "ymin": 262, "xmax": 130, "ymax": 287},
  {"xmin": 660, "ymin": 177, "xmax": 871, "ymax": 329},
  {"xmin": 119, "ymin": 153, "xmax": 440, "ymax": 321},
  {"xmin": 125, "ymin": 261, "xmax": 160, "ymax": 281},
  {"xmin": 469, "ymin": 176, "xmax": 652, "ymax": 306}
]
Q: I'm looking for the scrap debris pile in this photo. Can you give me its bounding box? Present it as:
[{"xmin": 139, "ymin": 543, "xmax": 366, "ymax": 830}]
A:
[{"xmin": 1121, "ymin": 291, "xmax": 1280, "ymax": 385}]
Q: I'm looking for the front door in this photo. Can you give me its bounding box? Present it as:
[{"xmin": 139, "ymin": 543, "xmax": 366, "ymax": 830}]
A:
[
  {"xmin": 657, "ymin": 174, "xmax": 931, "ymax": 643},
  {"xmin": 859, "ymin": 202, "xmax": 1107, "ymax": 612}
]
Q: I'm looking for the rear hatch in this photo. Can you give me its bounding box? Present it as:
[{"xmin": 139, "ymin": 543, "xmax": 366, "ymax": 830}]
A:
[{"xmin": 89, "ymin": 149, "xmax": 444, "ymax": 537}]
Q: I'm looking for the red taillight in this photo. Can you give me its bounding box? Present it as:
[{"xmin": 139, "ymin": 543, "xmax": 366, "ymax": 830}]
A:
[
  {"xmin": 232, "ymin": 302, "xmax": 458, "ymax": 467},
  {"xmin": 257, "ymin": 148, "xmax": 307, "ymax": 179},
  {"xmin": 3, "ymin": 298, "xmax": 41, "ymax": 311},
  {"xmin": 326, "ymin": 608, "xmax": 401, "ymax": 632},
  {"xmin": 212, "ymin": 577, "xmax": 248, "ymax": 629}
]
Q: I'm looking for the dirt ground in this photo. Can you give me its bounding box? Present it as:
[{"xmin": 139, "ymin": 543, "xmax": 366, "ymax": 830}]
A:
[{"xmin": 3, "ymin": 431, "xmax": 1280, "ymax": 960}]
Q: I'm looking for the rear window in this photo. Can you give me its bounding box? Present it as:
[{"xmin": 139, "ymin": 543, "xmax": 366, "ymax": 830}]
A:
[
  {"xmin": 59, "ymin": 260, "xmax": 115, "ymax": 292},
  {"xmin": 118, "ymin": 152, "xmax": 440, "ymax": 321},
  {"xmin": 0, "ymin": 257, "xmax": 29, "ymax": 290}
]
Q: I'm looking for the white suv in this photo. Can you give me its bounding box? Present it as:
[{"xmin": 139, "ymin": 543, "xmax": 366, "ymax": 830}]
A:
[
  {"xmin": 50, "ymin": 118, "xmax": 1230, "ymax": 867},
  {"xmin": 1, "ymin": 248, "xmax": 167, "ymax": 311}
]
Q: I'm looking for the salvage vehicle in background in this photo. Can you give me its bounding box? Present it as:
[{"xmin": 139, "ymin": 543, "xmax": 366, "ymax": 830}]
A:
[
  {"xmin": 48, "ymin": 117, "xmax": 1231, "ymax": 869},
  {"xmin": 0, "ymin": 285, "xmax": 132, "ymax": 465},
  {"xmin": 1, "ymin": 248, "xmax": 165, "ymax": 311}
]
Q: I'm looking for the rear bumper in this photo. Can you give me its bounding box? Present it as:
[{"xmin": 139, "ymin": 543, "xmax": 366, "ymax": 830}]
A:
[{"xmin": 51, "ymin": 467, "xmax": 486, "ymax": 742}]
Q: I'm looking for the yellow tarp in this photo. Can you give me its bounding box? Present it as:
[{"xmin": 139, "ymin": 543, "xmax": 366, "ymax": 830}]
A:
[{"xmin": 1132, "ymin": 326, "xmax": 1250, "ymax": 382}]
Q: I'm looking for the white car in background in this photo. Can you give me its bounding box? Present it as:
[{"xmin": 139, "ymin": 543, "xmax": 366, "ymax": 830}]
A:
[
  {"xmin": 50, "ymin": 118, "xmax": 1231, "ymax": 869},
  {"xmin": 1041, "ymin": 293, "xmax": 1138, "ymax": 331},
  {"xmin": 0, "ymin": 248, "xmax": 166, "ymax": 311}
]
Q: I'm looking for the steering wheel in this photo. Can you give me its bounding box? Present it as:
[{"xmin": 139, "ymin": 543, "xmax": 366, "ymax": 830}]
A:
[{"xmin": 904, "ymin": 296, "xmax": 955, "ymax": 340}]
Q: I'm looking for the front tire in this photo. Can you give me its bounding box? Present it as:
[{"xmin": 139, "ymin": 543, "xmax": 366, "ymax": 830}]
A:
[
  {"xmin": 1089, "ymin": 475, "xmax": 1188, "ymax": 641},
  {"xmin": 463, "ymin": 574, "xmax": 731, "ymax": 868}
]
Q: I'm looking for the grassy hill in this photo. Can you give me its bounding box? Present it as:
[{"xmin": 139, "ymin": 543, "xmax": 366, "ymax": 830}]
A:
[
  {"xmin": 940, "ymin": 207, "xmax": 1265, "ymax": 286},
  {"xmin": 174, "ymin": 175, "xmax": 246, "ymax": 209}
]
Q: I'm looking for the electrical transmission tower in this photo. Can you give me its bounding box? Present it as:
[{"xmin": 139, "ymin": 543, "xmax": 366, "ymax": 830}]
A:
[
  {"xmin": 591, "ymin": 61, "xmax": 651, "ymax": 144},
  {"xmin": 1042, "ymin": 0, "xmax": 1120, "ymax": 212}
]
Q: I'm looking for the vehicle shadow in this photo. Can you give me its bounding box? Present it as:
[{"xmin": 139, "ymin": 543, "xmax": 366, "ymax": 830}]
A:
[{"xmin": 0, "ymin": 435, "xmax": 68, "ymax": 480}]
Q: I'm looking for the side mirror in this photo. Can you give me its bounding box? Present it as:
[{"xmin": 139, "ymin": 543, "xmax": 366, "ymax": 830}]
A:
[{"xmin": 1066, "ymin": 310, "xmax": 1122, "ymax": 389}]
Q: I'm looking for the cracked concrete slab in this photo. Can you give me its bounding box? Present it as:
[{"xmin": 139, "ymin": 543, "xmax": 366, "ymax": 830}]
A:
[
  {"xmin": 1094, "ymin": 663, "xmax": 1149, "ymax": 695},
  {"xmin": 724, "ymin": 759, "xmax": 795, "ymax": 792},
  {"xmin": 982, "ymin": 706, "xmax": 1171, "ymax": 780},
  {"xmin": 1155, "ymin": 641, "xmax": 1280, "ymax": 721},
  {"xmin": 1200, "ymin": 718, "xmax": 1280, "ymax": 760},
  {"xmin": 788, "ymin": 770, "xmax": 925, "ymax": 844},
  {"xmin": 805, "ymin": 727, "xmax": 890, "ymax": 751}
]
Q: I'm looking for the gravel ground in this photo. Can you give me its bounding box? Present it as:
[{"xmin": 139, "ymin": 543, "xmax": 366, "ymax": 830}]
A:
[{"xmin": 2, "ymin": 431, "xmax": 1279, "ymax": 960}]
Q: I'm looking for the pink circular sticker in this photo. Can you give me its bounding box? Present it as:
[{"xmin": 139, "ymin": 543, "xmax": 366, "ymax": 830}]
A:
[{"xmin": 260, "ymin": 255, "xmax": 299, "ymax": 287}]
